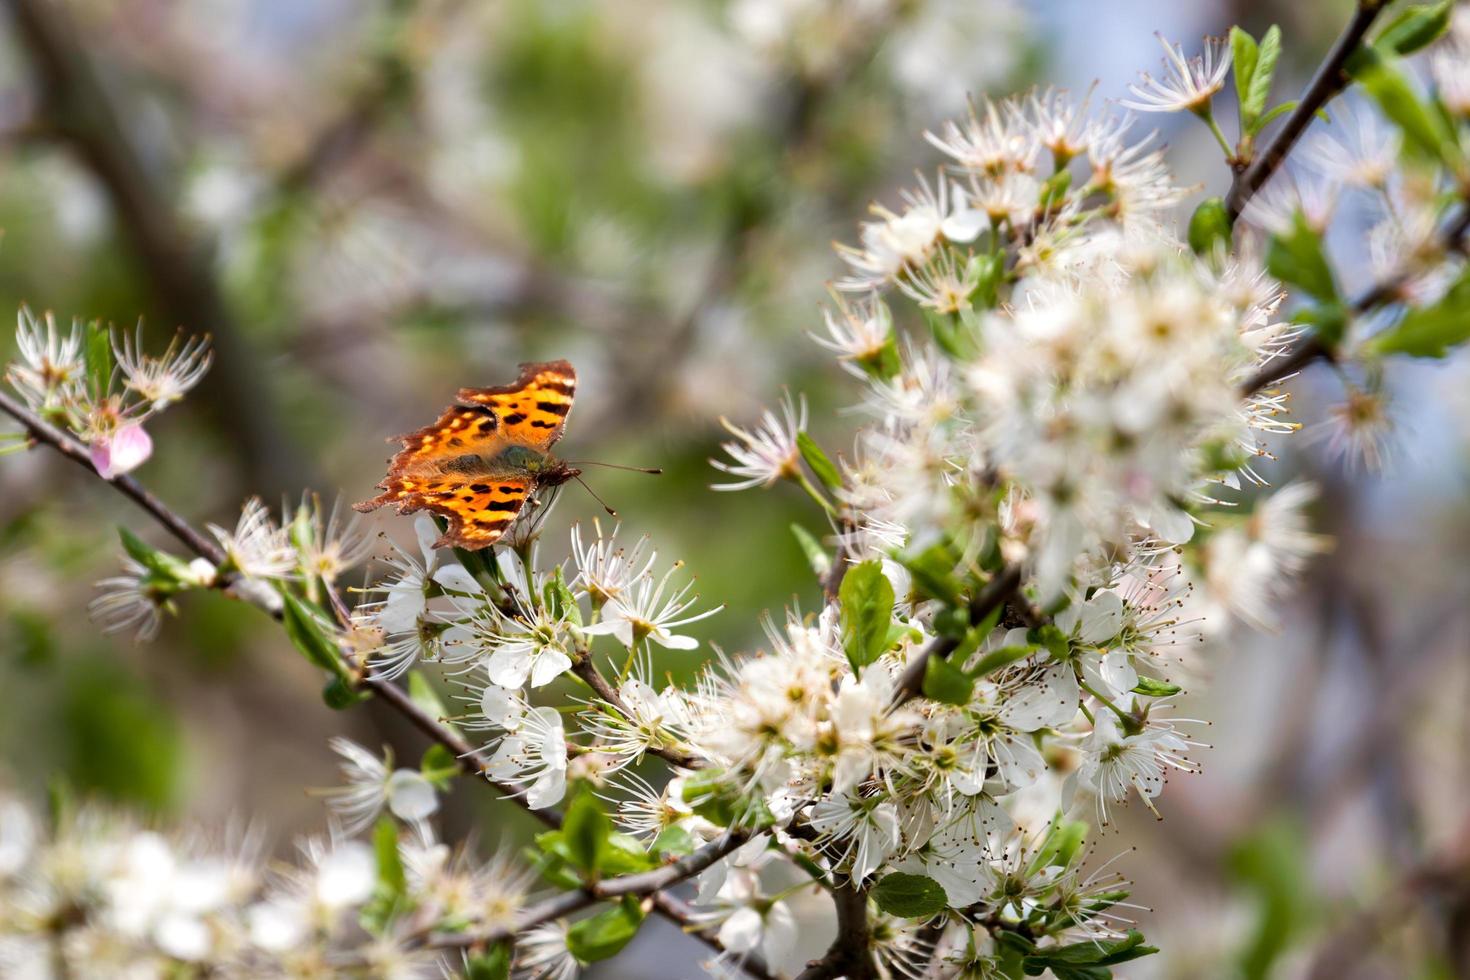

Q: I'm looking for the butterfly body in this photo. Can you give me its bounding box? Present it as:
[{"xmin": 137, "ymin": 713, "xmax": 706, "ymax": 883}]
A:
[{"xmin": 355, "ymin": 360, "xmax": 578, "ymax": 550}]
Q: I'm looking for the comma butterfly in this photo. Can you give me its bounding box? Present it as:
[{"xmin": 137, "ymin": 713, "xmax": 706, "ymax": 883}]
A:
[{"xmin": 354, "ymin": 360, "xmax": 580, "ymax": 550}]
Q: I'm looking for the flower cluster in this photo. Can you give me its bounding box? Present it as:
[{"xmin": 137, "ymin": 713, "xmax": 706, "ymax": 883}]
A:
[
  {"xmin": 0, "ymin": 780, "xmax": 534, "ymax": 978},
  {"xmin": 5, "ymin": 310, "xmax": 210, "ymax": 477}
]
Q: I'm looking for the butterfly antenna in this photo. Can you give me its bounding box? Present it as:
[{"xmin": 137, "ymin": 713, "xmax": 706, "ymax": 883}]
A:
[
  {"xmin": 565, "ymin": 460, "xmax": 663, "ymax": 475},
  {"xmin": 574, "ymin": 474, "xmax": 619, "ymax": 518}
]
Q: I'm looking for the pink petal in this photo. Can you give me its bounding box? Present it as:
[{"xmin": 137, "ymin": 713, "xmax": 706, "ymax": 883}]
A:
[{"xmin": 94, "ymin": 424, "xmax": 153, "ymax": 479}]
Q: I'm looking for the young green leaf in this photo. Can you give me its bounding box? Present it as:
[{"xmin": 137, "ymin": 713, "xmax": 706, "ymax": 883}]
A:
[
  {"xmin": 1266, "ymin": 213, "xmax": 1338, "ymax": 303},
  {"xmin": 1187, "ymin": 197, "xmax": 1231, "ymax": 257},
  {"xmin": 1351, "ymin": 48, "xmax": 1460, "ymax": 166},
  {"xmin": 651, "ymin": 824, "xmax": 696, "ymax": 857},
  {"xmin": 966, "ymin": 252, "xmax": 1006, "ymax": 310},
  {"xmin": 968, "ymin": 644, "xmax": 1037, "ymax": 679},
  {"xmin": 839, "ymin": 560, "xmax": 896, "ymax": 675},
  {"xmin": 562, "ymin": 789, "xmax": 613, "ymax": 875},
  {"xmin": 117, "ymin": 527, "xmax": 199, "ymax": 586},
  {"xmin": 566, "ymin": 896, "xmax": 646, "ymax": 962},
  {"xmin": 420, "ymin": 743, "xmax": 460, "ymax": 789},
  {"xmin": 1131, "ymin": 676, "xmax": 1183, "ymax": 697},
  {"xmin": 1230, "ymin": 27, "xmax": 1259, "ymax": 116},
  {"xmin": 1366, "ymin": 269, "xmax": 1470, "ymax": 357},
  {"xmin": 901, "ymin": 539, "xmax": 964, "ymax": 606},
  {"xmin": 1243, "ymin": 25, "xmax": 1281, "ymax": 129},
  {"xmin": 464, "ymin": 944, "xmax": 512, "ymax": 980},
  {"xmin": 322, "ymin": 675, "xmax": 368, "ymax": 710},
  {"xmin": 796, "ymin": 431, "xmax": 843, "ymax": 492},
  {"xmin": 1373, "ymin": 0, "xmax": 1453, "ymax": 57},
  {"xmin": 922, "ymin": 654, "xmax": 974, "ymax": 706},
  {"xmin": 542, "ymin": 566, "xmax": 581, "ymax": 626},
  {"xmin": 790, "ymin": 523, "xmax": 833, "ymax": 577},
  {"xmin": 281, "ymin": 593, "xmax": 349, "ymax": 678},
  {"xmin": 408, "ymin": 670, "xmax": 459, "ymax": 736},
  {"xmin": 871, "ymin": 872, "xmax": 949, "ymax": 918},
  {"xmin": 83, "ymin": 321, "xmax": 112, "ymax": 397}
]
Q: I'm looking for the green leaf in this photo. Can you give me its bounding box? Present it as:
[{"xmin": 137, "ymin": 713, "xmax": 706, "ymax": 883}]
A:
[
  {"xmin": 1373, "ymin": 0, "xmax": 1453, "ymax": 56},
  {"xmin": 923, "ymin": 308, "xmax": 976, "ymax": 360},
  {"xmin": 871, "ymin": 872, "xmax": 949, "ymax": 918},
  {"xmin": 1230, "ymin": 28, "xmax": 1259, "ymax": 114},
  {"xmin": 465, "ymin": 944, "xmax": 512, "ymax": 980},
  {"xmin": 679, "ymin": 769, "xmax": 774, "ymax": 830},
  {"xmin": 839, "ymin": 560, "xmax": 895, "ymax": 675},
  {"xmin": 1030, "ymin": 623, "xmax": 1072, "ymax": 662},
  {"xmin": 651, "ymin": 824, "xmax": 696, "ymax": 857},
  {"xmin": 1039, "ymin": 169, "xmax": 1071, "ymax": 212},
  {"xmin": 566, "ymin": 896, "xmax": 646, "ymax": 962},
  {"xmin": 1266, "ymin": 212, "xmax": 1338, "ymax": 303},
  {"xmin": 922, "ymin": 654, "xmax": 974, "ymax": 705},
  {"xmin": 408, "ymin": 670, "xmax": 459, "ymax": 736},
  {"xmin": 969, "ymin": 644, "xmax": 1037, "ymax": 679},
  {"xmin": 1351, "ymin": 47, "xmax": 1460, "ymax": 165},
  {"xmin": 1290, "ymin": 302, "xmax": 1348, "ymax": 348},
  {"xmin": 420, "ymin": 744, "xmax": 459, "ymax": 789},
  {"xmin": 1243, "ymin": 25, "xmax": 1281, "ymax": 127},
  {"xmin": 543, "ymin": 567, "xmax": 581, "ymax": 626},
  {"xmin": 1028, "ymin": 817, "xmax": 1088, "ymax": 875},
  {"xmin": 1366, "ymin": 269, "xmax": 1470, "ymax": 357},
  {"xmin": 901, "ymin": 539, "xmax": 964, "ymax": 606},
  {"xmin": 1131, "ymin": 676, "xmax": 1183, "ymax": 697},
  {"xmin": 790, "ymin": 523, "xmax": 833, "ymax": 577},
  {"xmin": 281, "ymin": 593, "xmax": 348, "ymax": 678},
  {"xmin": 117, "ymin": 527, "xmax": 198, "ymax": 587},
  {"xmin": 1253, "ymin": 99, "xmax": 1299, "ymax": 131},
  {"xmin": 562, "ymin": 789, "xmax": 613, "ymax": 875},
  {"xmin": 374, "ymin": 817, "xmax": 406, "ymax": 894},
  {"xmin": 1023, "ymin": 931, "xmax": 1159, "ymax": 979},
  {"xmin": 966, "ymin": 252, "xmax": 1006, "ymax": 310},
  {"xmin": 83, "ymin": 321, "xmax": 112, "ymax": 397},
  {"xmin": 322, "ymin": 675, "xmax": 368, "ymax": 710},
  {"xmin": 1187, "ymin": 197, "xmax": 1231, "ymax": 257},
  {"xmin": 796, "ymin": 431, "xmax": 843, "ymax": 492}
]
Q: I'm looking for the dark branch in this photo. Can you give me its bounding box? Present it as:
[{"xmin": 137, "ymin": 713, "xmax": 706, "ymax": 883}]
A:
[{"xmin": 1225, "ymin": 2, "xmax": 1387, "ymax": 222}]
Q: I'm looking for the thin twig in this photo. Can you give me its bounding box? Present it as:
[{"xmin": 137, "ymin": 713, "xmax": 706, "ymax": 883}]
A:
[
  {"xmin": 570, "ymin": 658, "xmax": 700, "ymax": 769},
  {"xmin": 795, "ymin": 882, "xmax": 878, "ymax": 979},
  {"xmin": 424, "ymin": 829, "xmax": 753, "ymax": 949},
  {"xmin": 1224, "ymin": 2, "xmax": 1388, "ymax": 222}
]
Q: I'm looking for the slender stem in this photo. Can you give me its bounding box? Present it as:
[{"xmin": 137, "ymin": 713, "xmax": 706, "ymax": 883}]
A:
[
  {"xmin": 423, "ymin": 829, "xmax": 754, "ymax": 950},
  {"xmin": 792, "ymin": 468, "xmax": 838, "ymax": 517},
  {"xmin": 1199, "ymin": 107, "xmax": 1233, "ymax": 159},
  {"xmin": 1224, "ymin": 2, "xmax": 1387, "ymax": 222},
  {"xmin": 1079, "ymin": 678, "xmax": 1131, "ymax": 725}
]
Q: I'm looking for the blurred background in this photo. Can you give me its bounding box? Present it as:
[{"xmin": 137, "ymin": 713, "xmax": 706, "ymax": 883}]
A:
[{"xmin": 1, "ymin": 0, "xmax": 1467, "ymax": 976}]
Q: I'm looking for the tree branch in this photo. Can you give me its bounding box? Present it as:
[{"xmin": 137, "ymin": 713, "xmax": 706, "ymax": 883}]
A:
[
  {"xmin": 1224, "ymin": 1, "xmax": 1388, "ymax": 222},
  {"xmin": 795, "ymin": 882, "xmax": 878, "ymax": 979}
]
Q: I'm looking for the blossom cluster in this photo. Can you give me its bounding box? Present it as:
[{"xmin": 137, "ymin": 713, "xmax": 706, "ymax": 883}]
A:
[
  {"xmin": 0, "ymin": 779, "xmax": 535, "ymax": 979},
  {"xmin": 4, "ymin": 309, "xmax": 210, "ymax": 478}
]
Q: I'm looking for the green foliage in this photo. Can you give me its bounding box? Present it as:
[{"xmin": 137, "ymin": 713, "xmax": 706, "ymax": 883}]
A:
[
  {"xmin": 1266, "ymin": 213, "xmax": 1338, "ymax": 304},
  {"xmin": 839, "ymin": 560, "xmax": 895, "ymax": 676},
  {"xmin": 968, "ymin": 643, "xmax": 1038, "ymax": 679},
  {"xmin": 1028, "ymin": 816, "xmax": 1088, "ymax": 874},
  {"xmin": 321, "ymin": 675, "xmax": 368, "ymax": 709},
  {"xmin": 1350, "ymin": 47, "xmax": 1461, "ymax": 166},
  {"xmin": 1230, "ymin": 27, "xmax": 1259, "ymax": 116},
  {"xmin": 1373, "ymin": 1, "xmax": 1454, "ymax": 57},
  {"xmin": 420, "ymin": 744, "xmax": 459, "ymax": 790},
  {"xmin": 796, "ymin": 431, "xmax": 843, "ymax": 492},
  {"xmin": 651, "ymin": 824, "xmax": 696, "ymax": 857},
  {"xmin": 1291, "ymin": 301, "xmax": 1349, "ymax": 349},
  {"xmin": 361, "ymin": 817, "xmax": 408, "ymax": 935},
  {"xmin": 567, "ymin": 896, "xmax": 646, "ymax": 962},
  {"xmin": 680, "ymin": 768, "xmax": 775, "ymax": 830},
  {"xmin": 542, "ymin": 567, "xmax": 581, "ymax": 626},
  {"xmin": 464, "ymin": 944, "xmax": 512, "ymax": 980},
  {"xmin": 117, "ymin": 528, "xmax": 196, "ymax": 587},
  {"xmin": 790, "ymin": 523, "xmax": 833, "ymax": 577},
  {"xmin": 1131, "ymin": 676, "xmax": 1182, "ymax": 697},
  {"xmin": 83, "ymin": 320, "xmax": 112, "ymax": 398},
  {"xmin": 1235, "ymin": 25, "xmax": 1281, "ymax": 135},
  {"xmin": 871, "ymin": 872, "xmax": 949, "ymax": 918},
  {"xmin": 1367, "ymin": 268, "xmax": 1470, "ymax": 357},
  {"xmin": 1187, "ymin": 197, "xmax": 1231, "ymax": 257},
  {"xmin": 1019, "ymin": 930, "xmax": 1159, "ymax": 979},
  {"xmin": 562, "ymin": 788, "xmax": 614, "ymax": 875},
  {"xmin": 922, "ymin": 653, "xmax": 973, "ymax": 705},
  {"xmin": 408, "ymin": 670, "xmax": 458, "ymax": 736},
  {"xmin": 280, "ymin": 593, "xmax": 348, "ymax": 679},
  {"xmin": 902, "ymin": 538, "xmax": 964, "ymax": 607}
]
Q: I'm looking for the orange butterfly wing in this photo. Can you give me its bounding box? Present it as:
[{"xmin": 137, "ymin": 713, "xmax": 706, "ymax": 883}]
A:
[
  {"xmin": 355, "ymin": 361, "xmax": 576, "ymax": 550},
  {"xmin": 456, "ymin": 359, "xmax": 576, "ymax": 452}
]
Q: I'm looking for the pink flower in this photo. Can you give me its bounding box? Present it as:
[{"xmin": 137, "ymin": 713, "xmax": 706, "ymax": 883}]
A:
[{"xmin": 90, "ymin": 423, "xmax": 153, "ymax": 479}]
